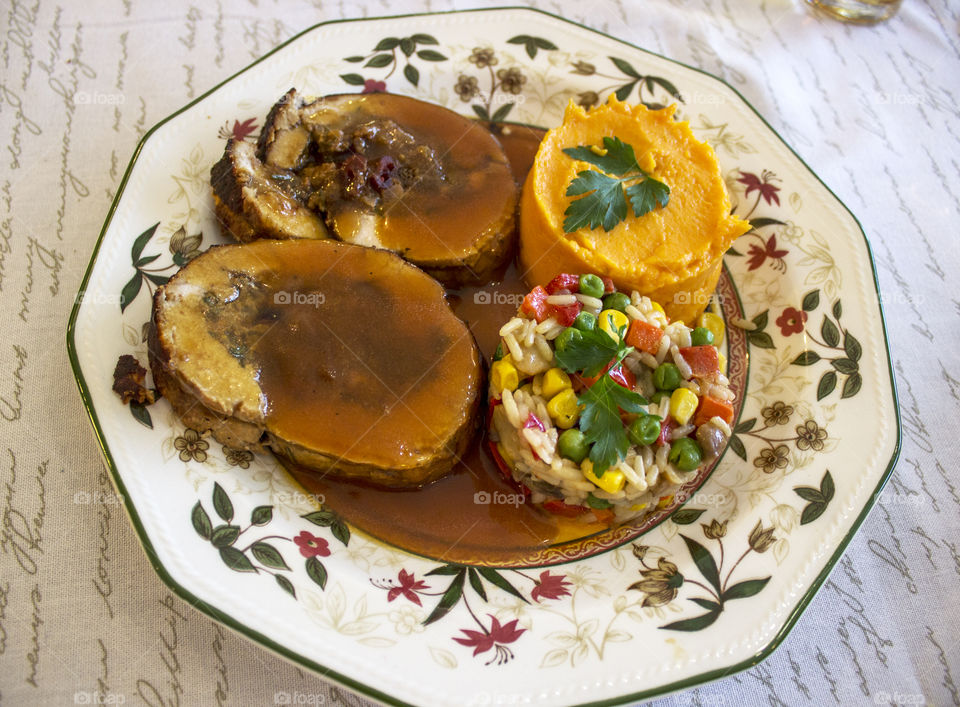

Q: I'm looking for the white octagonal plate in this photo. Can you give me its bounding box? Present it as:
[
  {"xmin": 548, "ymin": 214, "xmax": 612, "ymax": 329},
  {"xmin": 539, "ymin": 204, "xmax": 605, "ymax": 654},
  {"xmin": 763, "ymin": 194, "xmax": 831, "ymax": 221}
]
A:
[{"xmin": 68, "ymin": 7, "xmax": 900, "ymax": 706}]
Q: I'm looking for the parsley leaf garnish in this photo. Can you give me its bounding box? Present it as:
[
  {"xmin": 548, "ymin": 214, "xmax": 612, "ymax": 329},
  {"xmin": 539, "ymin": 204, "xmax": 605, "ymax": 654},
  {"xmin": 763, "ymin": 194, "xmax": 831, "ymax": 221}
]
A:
[
  {"xmin": 562, "ymin": 136, "xmax": 670, "ymax": 233},
  {"xmin": 553, "ymin": 318, "xmax": 648, "ymax": 475},
  {"xmin": 579, "ymin": 376, "xmax": 647, "ymax": 475},
  {"xmin": 553, "ymin": 324, "xmax": 620, "ymax": 377}
]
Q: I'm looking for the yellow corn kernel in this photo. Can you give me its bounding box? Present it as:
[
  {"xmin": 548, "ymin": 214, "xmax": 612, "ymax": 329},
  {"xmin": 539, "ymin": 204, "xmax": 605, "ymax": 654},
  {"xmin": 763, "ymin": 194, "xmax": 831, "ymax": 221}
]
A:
[
  {"xmin": 582, "ymin": 459, "xmax": 626, "ymax": 494},
  {"xmin": 490, "ymin": 358, "xmax": 518, "ymax": 394},
  {"xmin": 698, "ymin": 312, "xmax": 725, "ymax": 347},
  {"xmin": 541, "ymin": 367, "xmax": 572, "ymax": 399},
  {"xmin": 630, "ymin": 503, "xmax": 648, "ymax": 512},
  {"xmin": 657, "ymin": 494, "xmax": 674, "ymax": 509},
  {"xmin": 670, "ymin": 387, "xmax": 699, "ymax": 425},
  {"xmin": 598, "ymin": 309, "xmax": 630, "ymax": 340},
  {"xmin": 718, "ymin": 352, "xmax": 727, "ymax": 375},
  {"xmin": 546, "ymin": 388, "xmax": 580, "ymax": 429}
]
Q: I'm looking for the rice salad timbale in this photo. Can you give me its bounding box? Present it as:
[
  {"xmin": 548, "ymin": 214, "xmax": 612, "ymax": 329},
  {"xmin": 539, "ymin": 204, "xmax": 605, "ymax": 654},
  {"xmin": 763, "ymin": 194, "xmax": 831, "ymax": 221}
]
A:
[{"xmin": 487, "ymin": 272, "xmax": 736, "ymax": 525}]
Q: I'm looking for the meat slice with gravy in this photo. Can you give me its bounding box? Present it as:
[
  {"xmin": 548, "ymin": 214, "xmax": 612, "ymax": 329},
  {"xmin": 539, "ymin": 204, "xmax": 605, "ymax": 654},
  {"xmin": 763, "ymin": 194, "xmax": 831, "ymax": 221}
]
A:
[
  {"xmin": 149, "ymin": 239, "xmax": 482, "ymax": 487},
  {"xmin": 211, "ymin": 89, "xmax": 518, "ymax": 286}
]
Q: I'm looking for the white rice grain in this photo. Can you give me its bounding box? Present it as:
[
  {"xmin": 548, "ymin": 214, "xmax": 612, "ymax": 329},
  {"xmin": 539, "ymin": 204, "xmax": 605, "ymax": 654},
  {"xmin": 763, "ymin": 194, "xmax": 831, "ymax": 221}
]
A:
[
  {"xmin": 504, "ymin": 332, "xmax": 523, "ymax": 362},
  {"xmin": 620, "ymin": 461, "xmax": 646, "ymax": 493},
  {"xmin": 535, "ymin": 317, "xmax": 559, "ymax": 333},
  {"xmin": 546, "ymin": 294, "xmax": 577, "ymax": 306},
  {"xmin": 534, "ymin": 333, "xmax": 554, "ymax": 362},
  {"xmin": 625, "ymin": 304, "xmax": 644, "ymax": 321},
  {"xmin": 672, "ymin": 345, "xmax": 693, "ymax": 379},
  {"xmin": 645, "ymin": 462, "xmax": 659, "ymax": 487},
  {"xmin": 731, "ymin": 317, "xmax": 757, "ymax": 331},
  {"xmin": 680, "ymin": 380, "xmax": 701, "ymax": 395},
  {"xmin": 671, "ymin": 424, "xmax": 695, "ymax": 441},
  {"xmin": 656, "ymin": 335, "xmax": 671, "ymax": 363},
  {"xmin": 662, "ymin": 467, "xmax": 683, "ymax": 485},
  {"xmin": 705, "ymin": 382, "xmax": 736, "ymax": 402},
  {"xmin": 655, "ymin": 443, "xmax": 670, "ymax": 470},
  {"xmin": 501, "ymin": 389, "xmax": 521, "ymax": 428},
  {"xmin": 639, "ymin": 352, "xmax": 659, "ymax": 369},
  {"xmin": 542, "ymin": 322, "xmax": 565, "ymax": 340},
  {"xmin": 523, "ymin": 320, "xmax": 536, "ymax": 347},
  {"xmin": 575, "ymin": 293, "xmax": 603, "ymax": 310},
  {"xmin": 499, "ymin": 317, "xmax": 523, "ymax": 337},
  {"xmin": 710, "ymin": 417, "xmax": 732, "ymax": 437}
]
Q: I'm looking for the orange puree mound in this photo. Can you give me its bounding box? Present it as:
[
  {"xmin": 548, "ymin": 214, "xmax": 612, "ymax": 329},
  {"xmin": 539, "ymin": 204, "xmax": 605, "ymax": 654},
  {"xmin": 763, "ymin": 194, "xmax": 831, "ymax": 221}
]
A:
[{"xmin": 519, "ymin": 96, "xmax": 750, "ymax": 323}]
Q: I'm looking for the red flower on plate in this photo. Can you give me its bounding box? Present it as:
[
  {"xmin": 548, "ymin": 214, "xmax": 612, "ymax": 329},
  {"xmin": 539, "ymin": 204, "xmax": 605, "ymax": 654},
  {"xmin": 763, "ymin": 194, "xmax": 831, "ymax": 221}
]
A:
[
  {"xmin": 738, "ymin": 170, "xmax": 781, "ymax": 206},
  {"xmin": 776, "ymin": 307, "xmax": 808, "ymax": 336},
  {"xmin": 453, "ymin": 615, "xmax": 526, "ymax": 664},
  {"xmin": 362, "ymin": 79, "xmax": 386, "ymax": 94},
  {"xmin": 386, "ymin": 569, "xmax": 429, "ymax": 606},
  {"xmin": 746, "ymin": 233, "xmax": 789, "ymax": 271},
  {"xmin": 217, "ymin": 118, "xmax": 259, "ymax": 142},
  {"xmin": 293, "ymin": 531, "xmax": 330, "ymax": 558},
  {"xmin": 530, "ymin": 570, "xmax": 572, "ymax": 603}
]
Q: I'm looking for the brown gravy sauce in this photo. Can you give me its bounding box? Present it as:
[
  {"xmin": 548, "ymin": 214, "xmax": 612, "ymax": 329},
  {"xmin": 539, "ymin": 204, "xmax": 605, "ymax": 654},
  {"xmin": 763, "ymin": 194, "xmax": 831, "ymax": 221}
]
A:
[{"xmin": 287, "ymin": 125, "xmax": 607, "ymax": 565}]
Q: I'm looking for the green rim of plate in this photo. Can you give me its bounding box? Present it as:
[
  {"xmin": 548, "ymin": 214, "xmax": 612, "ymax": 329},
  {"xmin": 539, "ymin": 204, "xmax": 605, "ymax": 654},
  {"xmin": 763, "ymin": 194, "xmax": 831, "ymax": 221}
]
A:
[{"xmin": 65, "ymin": 6, "xmax": 902, "ymax": 706}]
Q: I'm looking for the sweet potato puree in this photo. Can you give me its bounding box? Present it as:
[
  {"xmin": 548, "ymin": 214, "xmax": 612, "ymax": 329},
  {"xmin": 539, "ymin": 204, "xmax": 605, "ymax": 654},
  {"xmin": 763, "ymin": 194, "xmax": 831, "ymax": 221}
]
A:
[{"xmin": 519, "ymin": 96, "xmax": 750, "ymax": 323}]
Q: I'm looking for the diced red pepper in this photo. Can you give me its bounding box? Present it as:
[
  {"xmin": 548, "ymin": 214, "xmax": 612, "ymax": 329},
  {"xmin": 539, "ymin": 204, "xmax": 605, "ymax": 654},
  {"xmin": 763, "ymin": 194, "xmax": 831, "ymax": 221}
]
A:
[
  {"xmin": 601, "ymin": 276, "xmax": 616, "ymax": 294},
  {"xmin": 693, "ymin": 395, "xmax": 735, "ymax": 427},
  {"xmin": 524, "ymin": 412, "xmax": 546, "ymax": 432},
  {"xmin": 545, "ymin": 273, "xmax": 580, "ymax": 295},
  {"xmin": 487, "ymin": 440, "xmax": 531, "ymax": 498},
  {"xmin": 522, "ymin": 282, "xmax": 583, "ymax": 326},
  {"xmin": 678, "ymin": 346, "xmax": 720, "ymax": 377},
  {"xmin": 486, "ymin": 396, "xmax": 501, "ymax": 425},
  {"xmin": 657, "ymin": 417, "xmax": 675, "ymax": 446},
  {"xmin": 551, "ymin": 301, "xmax": 582, "ymax": 327},
  {"xmin": 521, "ymin": 285, "xmax": 550, "ymax": 322},
  {"xmin": 578, "ymin": 362, "xmax": 636, "ymax": 391},
  {"xmin": 542, "ymin": 499, "xmax": 589, "ymax": 518},
  {"xmin": 625, "ymin": 319, "xmax": 664, "ymax": 355}
]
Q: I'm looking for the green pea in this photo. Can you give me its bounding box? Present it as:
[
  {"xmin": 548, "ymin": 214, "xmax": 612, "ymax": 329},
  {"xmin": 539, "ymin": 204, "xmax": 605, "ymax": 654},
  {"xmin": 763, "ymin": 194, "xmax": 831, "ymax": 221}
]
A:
[
  {"xmin": 557, "ymin": 428, "xmax": 590, "ymax": 464},
  {"xmin": 628, "ymin": 415, "xmax": 661, "ymax": 447},
  {"xmin": 668, "ymin": 438, "xmax": 703, "ymax": 471},
  {"xmin": 653, "ymin": 362, "xmax": 682, "ymax": 391},
  {"xmin": 573, "ymin": 311, "xmax": 597, "ymax": 332},
  {"xmin": 602, "ymin": 292, "xmax": 631, "ymax": 313},
  {"xmin": 578, "ymin": 273, "xmax": 605, "ymax": 299},
  {"xmin": 691, "ymin": 327, "xmax": 715, "ymax": 346},
  {"xmin": 554, "ymin": 327, "xmax": 583, "ymax": 353}
]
